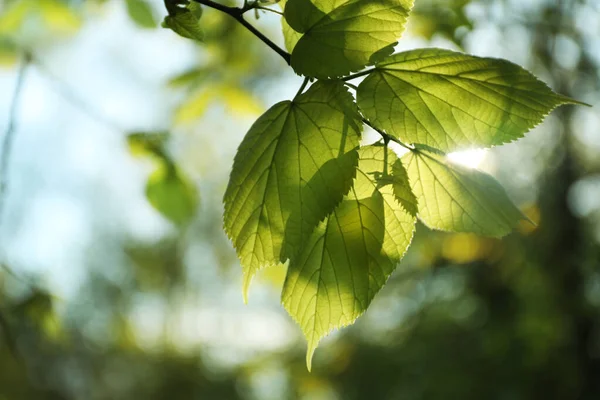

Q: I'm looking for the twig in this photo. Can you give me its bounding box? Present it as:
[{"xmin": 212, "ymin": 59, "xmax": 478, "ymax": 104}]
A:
[
  {"xmin": 0, "ymin": 55, "xmax": 28, "ymax": 233},
  {"xmin": 255, "ymin": 5, "xmax": 284, "ymax": 16},
  {"xmin": 341, "ymin": 69, "xmax": 375, "ymax": 81},
  {"xmin": 362, "ymin": 118, "xmax": 414, "ymax": 151},
  {"xmin": 192, "ymin": 0, "xmax": 291, "ymax": 65},
  {"xmin": 343, "ymin": 82, "xmax": 358, "ymax": 91}
]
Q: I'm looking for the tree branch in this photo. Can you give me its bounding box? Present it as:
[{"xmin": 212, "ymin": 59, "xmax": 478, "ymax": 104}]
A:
[{"xmin": 191, "ymin": 0, "xmax": 291, "ymax": 65}]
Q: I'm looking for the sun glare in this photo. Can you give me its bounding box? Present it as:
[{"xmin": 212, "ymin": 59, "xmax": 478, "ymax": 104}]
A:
[{"xmin": 447, "ymin": 148, "xmax": 488, "ymax": 169}]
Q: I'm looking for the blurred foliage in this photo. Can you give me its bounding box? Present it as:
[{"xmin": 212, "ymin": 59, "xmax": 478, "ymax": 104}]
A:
[
  {"xmin": 125, "ymin": 0, "xmax": 157, "ymax": 29},
  {"xmin": 0, "ymin": 0, "xmax": 599, "ymax": 399},
  {"xmin": 411, "ymin": 0, "xmax": 472, "ymax": 44},
  {"xmin": 127, "ymin": 132, "xmax": 198, "ymax": 226},
  {"xmin": 0, "ymin": 0, "xmax": 81, "ymax": 37}
]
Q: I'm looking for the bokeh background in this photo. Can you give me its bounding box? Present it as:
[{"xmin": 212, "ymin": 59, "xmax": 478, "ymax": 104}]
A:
[{"xmin": 0, "ymin": 0, "xmax": 599, "ymax": 399}]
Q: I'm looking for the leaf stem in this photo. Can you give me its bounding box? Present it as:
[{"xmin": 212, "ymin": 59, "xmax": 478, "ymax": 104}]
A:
[
  {"xmin": 191, "ymin": 0, "xmax": 291, "ymax": 65},
  {"xmin": 255, "ymin": 5, "xmax": 284, "ymax": 16},
  {"xmin": 343, "ymin": 82, "xmax": 358, "ymax": 91},
  {"xmin": 383, "ymin": 140, "xmax": 389, "ymax": 175},
  {"xmin": 295, "ymin": 77, "xmax": 310, "ymax": 98},
  {"xmin": 341, "ymin": 69, "xmax": 376, "ymax": 81},
  {"xmin": 362, "ymin": 118, "xmax": 414, "ymax": 151}
]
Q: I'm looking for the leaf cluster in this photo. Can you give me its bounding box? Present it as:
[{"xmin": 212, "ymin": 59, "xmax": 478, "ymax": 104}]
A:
[{"xmin": 160, "ymin": 0, "xmax": 587, "ymax": 369}]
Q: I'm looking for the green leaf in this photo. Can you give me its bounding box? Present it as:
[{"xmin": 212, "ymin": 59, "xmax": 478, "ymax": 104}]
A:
[
  {"xmin": 0, "ymin": 0, "xmax": 81, "ymax": 34},
  {"xmin": 279, "ymin": 0, "xmax": 302, "ymax": 52},
  {"xmin": 391, "ymin": 158, "xmax": 418, "ymax": 217},
  {"xmin": 358, "ymin": 48, "xmax": 586, "ymax": 152},
  {"xmin": 127, "ymin": 131, "xmax": 169, "ymax": 158},
  {"xmin": 0, "ymin": 38, "xmax": 18, "ymax": 66},
  {"xmin": 282, "ymin": 145, "xmax": 416, "ymax": 370},
  {"xmin": 187, "ymin": 2, "xmax": 203, "ymax": 18},
  {"xmin": 223, "ymin": 81, "xmax": 362, "ymax": 301},
  {"xmin": 402, "ymin": 148, "xmax": 525, "ymax": 237},
  {"xmin": 284, "ymin": 0, "xmax": 414, "ymax": 78},
  {"xmin": 162, "ymin": 3, "xmax": 203, "ymax": 41},
  {"xmin": 146, "ymin": 164, "xmax": 198, "ymax": 226},
  {"xmin": 126, "ymin": 0, "xmax": 157, "ymax": 29}
]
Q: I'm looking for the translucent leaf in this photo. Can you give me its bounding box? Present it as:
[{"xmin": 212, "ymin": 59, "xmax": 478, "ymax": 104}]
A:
[
  {"xmin": 168, "ymin": 67, "xmax": 210, "ymax": 88},
  {"xmin": 284, "ymin": 0, "xmax": 413, "ymax": 78},
  {"xmin": 126, "ymin": 0, "xmax": 157, "ymax": 29},
  {"xmin": 223, "ymin": 81, "xmax": 362, "ymax": 301},
  {"xmin": 279, "ymin": 0, "xmax": 302, "ymax": 52},
  {"xmin": 358, "ymin": 48, "xmax": 587, "ymax": 152},
  {"xmin": 127, "ymin": 131, "xmax": 169, "ymax": 158},
  {"xmin": 162, "ymin": 4, "xmax": 203, "ymax": 41},
  {"xmin": 146, "ymin": 164, "xmax": 198, "ymax": 226},
  {"xmin": 0, "ymin": 0, "xmax": 33, "ymax": 33},
  {"xmin": 175, "ymin": 84, "xmax": 263, "ymax": 124},
  {"xmin": 282, "ymin": 145, "xmax": 416, "ymax": 369},
  {"xmin": 0, "ymin": 38, "xmax": 18, "ymax": 66},
  {"xmin": 402, "ymin": 148, "xmax": 525, "ymax": 237},
  {"xmin": 391, "ymin": 158, "xmax": 418, "ymax": 217},
  {"xmin": 40, "ymin": 0, "xmax": 81, "ymax": 32},
  {"xmin": 0, "ymin": 0, "xmax": 81, "ymax": 34}
]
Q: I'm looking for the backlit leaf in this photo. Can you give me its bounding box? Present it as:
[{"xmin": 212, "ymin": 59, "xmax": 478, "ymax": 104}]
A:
[
  {"xmin": 284, "ymin": 0, "xmax": 413, "ymax": 78},
  {"xmin": 0, "ymin": 0, "xmax": 81, "ymax": 34},
  {"xmin": 126, "ymin": 0, "xmax": 157, "ymax": 29},
  {"xmin": 175, "ymin": 84, "xmax": 263, "ymax": 124},
  {"xmin": 402, "ymin": 148, "xmax": 525, "ymax": 237},
  {"xmin": 279, "ymin": 0, "xmax": 302, "ymax": 52},
  {"xmin": 127, "ymin": 131, "xmax": 169, "ymax": 158},
  {"xmin": 391, "ymin": 158, "xmax": 418, "ymax": 217},
  {"xmin": 146, "ymin": 164, "xmax": 198, "ymax": 226},
  {"xmin": 224, "ymin": 81, "xmax": 362, "ymax": 301},
  {"xmin": 0, "ymin": 0, "xmax": 33, "ymax": 33},
  {"xmin": 283, "ymin": 145, "xmax": 416, "ymax": 369},
  {"xmin": 358, "ymin": 48, "xmax": 586, "ymax": 152},
  {"xmin": 162, "ymin": 3, "xmax": 203, "ymax": 41}
]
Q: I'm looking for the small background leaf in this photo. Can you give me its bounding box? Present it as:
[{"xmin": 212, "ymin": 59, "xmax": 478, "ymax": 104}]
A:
[
  {"xmin": 0, "ymin": 0, "xmax": 81, "ymax": 35},
  {"xmin": 146, "ymin": 164, "xmax": 198, "ymax": 226},
  {"xmin": 175, "ymin": 84, "xmax": 263, "ymax": 124},
  {"xmin": 126, "ymin": 0, "xmax": 158, "ymax": 29},
  {"xmin": 163, "ymin": 4, "xmax": 203, "ymax": 41},
  {"xmin": 127, "ymin": 132, "xmax": 198, "ymax": 226}
]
